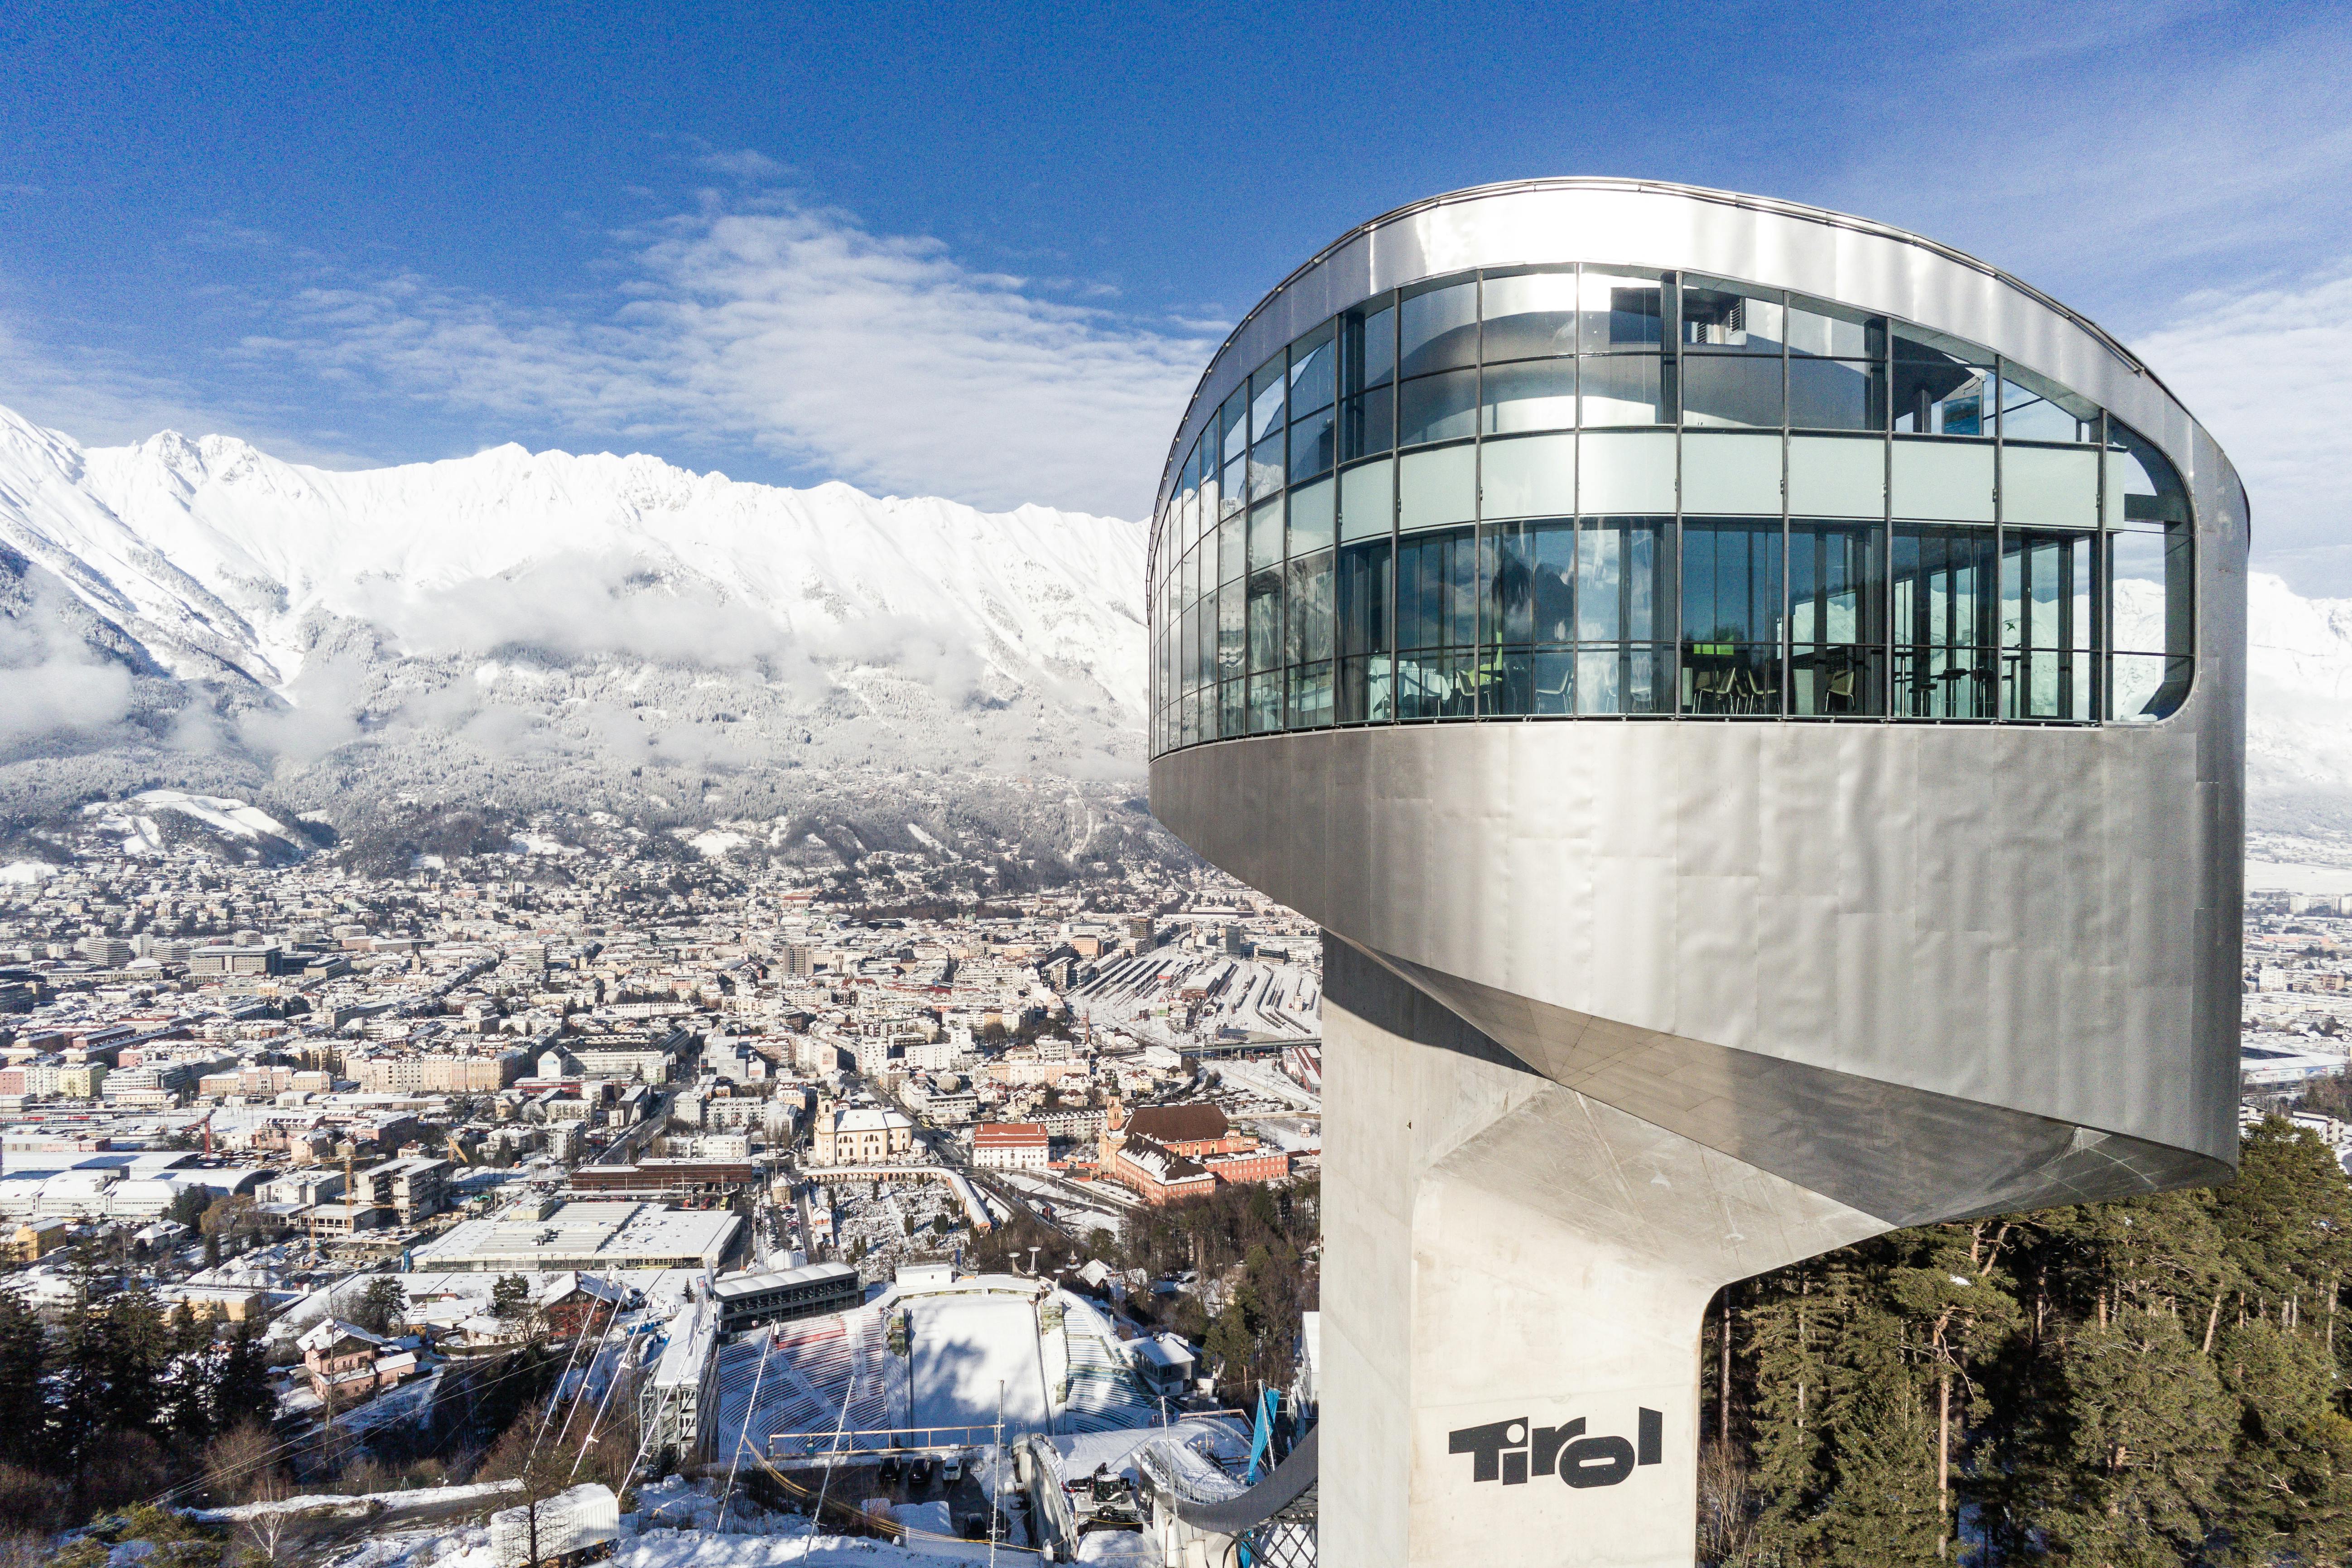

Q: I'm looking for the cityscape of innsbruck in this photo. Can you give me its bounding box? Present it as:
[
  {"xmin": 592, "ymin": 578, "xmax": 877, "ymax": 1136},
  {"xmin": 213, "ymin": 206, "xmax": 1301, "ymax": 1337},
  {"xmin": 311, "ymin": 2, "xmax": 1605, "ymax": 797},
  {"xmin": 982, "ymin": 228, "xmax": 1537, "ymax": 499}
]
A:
[{"xmin": 1, "ymin": 5, "xmax": 2349, "ymax": 1566}]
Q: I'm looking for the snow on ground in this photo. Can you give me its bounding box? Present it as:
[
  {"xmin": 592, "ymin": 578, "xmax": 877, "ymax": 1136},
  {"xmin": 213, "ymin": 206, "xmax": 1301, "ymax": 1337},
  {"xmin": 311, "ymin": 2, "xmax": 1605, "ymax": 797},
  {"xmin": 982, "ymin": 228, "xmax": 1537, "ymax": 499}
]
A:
[
  {"xmin": 689, "ymin": 830, "xmax": 748, "ymax": 858},
  {"xmin": 0, "ymin": 861, "xmax": 59, "ymax": 883},
  {"xmin": 909, "ymin": 1293, "xmax": 1051, "ymax": 1434}
]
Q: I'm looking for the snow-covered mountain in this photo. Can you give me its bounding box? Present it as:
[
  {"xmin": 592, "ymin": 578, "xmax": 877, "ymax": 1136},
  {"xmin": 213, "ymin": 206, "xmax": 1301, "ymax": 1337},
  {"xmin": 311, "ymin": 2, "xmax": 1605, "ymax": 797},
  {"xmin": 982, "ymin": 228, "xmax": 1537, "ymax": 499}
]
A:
[
  {"xmin": 5, "ymin": 397, "xmax": 2351, "ymax": 849},
  {"xmin": 0, "ymin": 401, "xmax": 1152, "ymax": 846}
]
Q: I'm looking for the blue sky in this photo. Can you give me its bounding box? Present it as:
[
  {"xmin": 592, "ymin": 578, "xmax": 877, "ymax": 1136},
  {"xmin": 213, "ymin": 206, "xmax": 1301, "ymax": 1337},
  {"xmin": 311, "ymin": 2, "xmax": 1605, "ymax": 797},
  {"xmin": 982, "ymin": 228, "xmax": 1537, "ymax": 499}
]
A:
[{"xmin": 4, "ymin": 1, "xmax": 2349, "ymax": 586}]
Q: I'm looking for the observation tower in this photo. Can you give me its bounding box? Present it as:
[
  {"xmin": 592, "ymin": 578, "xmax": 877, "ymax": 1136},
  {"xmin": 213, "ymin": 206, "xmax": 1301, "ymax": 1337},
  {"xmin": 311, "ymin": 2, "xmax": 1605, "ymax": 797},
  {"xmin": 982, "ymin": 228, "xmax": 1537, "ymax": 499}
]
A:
[{"xmin": 1143, "ymin": 181, "xmax": 2245, "ymax": 1567}]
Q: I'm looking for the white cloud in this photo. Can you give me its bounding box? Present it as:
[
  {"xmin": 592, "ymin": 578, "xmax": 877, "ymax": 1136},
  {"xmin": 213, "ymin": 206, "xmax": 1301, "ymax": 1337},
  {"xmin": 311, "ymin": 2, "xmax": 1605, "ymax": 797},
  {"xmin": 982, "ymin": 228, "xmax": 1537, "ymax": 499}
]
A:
[
  {"xmin": 2133, "ymin": 268, "xmax": 2352, "ymax": 592},
  {"xmin": 0, "ymin": 581, "xmax": 135, "ymax": 749},
  {"xmin": 244, "ymin": 192, "xmax": 1219, "ymax": 518}
]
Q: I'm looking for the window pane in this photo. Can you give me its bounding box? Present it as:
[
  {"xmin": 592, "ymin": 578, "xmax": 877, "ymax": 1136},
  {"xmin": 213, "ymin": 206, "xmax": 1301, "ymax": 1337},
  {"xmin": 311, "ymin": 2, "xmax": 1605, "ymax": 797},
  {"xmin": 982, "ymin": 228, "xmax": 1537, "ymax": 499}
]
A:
[
  {"xmin": 1220, "ymin": 392, "xmax": 1248, "ymax": 516},
  {"xmin": 2111, "ymin": 655, "xmax": 2191, "ymax": 725},
  {"xmin": 1682, "ymin": 520, "xmax": 1785, "ymax": 646},
  {"xmin": 1681, "ymin": 431, "xmax": 1782, "ymax": 514},
  {"xmin": 1398, "ymin": 369, "xmax": 1480, "ymax": 446},
  {"xmin": 1683, "ymin": 355, "xmax": 1784, "ymax": 429},
  {"xmin": 1398, "ymin": 444, "xmax": 1477, "ymax": 531},
  {"xmin": 1251, "ymin": 427, "xmax": 1285, "ymax": 497},
  {"xmin": 1248, "ymin": 671, "xmax": 1283, "ymax": 733},
  {"xmin": 2001, "ymin": 532, "xmax": 2093, "ymax": 720},
  {"xmin": 1251, "ymin": 357, "xmax": 1287, "ymax": 444},
  {"xmin": 2002, "ymin": 444, "xmax": 2098, "ymax": 529},
  {"xmin": 1288, "ymin": 324, "xmax": 1335, "ymax": 420},
  {"xmin": 1248, "ymin": 567, "xmax": 1283, "ymax": 672},
  {"xmin": 1580, "ymin": 354, "xmax": 1669, "ymax": 426},
  {"xmin": 1219, "ymin": 680, "xmax": 1243, "ymax": 739},
  {"xmin": 1399, "ymin": 280, "xmax": 1479, "ymax": 379},
  {"xmin": 1533, "ymin": 648, "xmax": 1575, "ymax": 714},
  {"xmin": 1892, "ymin": 439, "xmax": 1995, "ymax": 522},
  {"xmin": 1997, "ymin": 367, "xmax": 2098, "ymax": 444},
  {"xmin": 1248, "ymin": 497, "xmax": 1284, "ymax": 572},
  {"xmin": 1576, "ymin": 645, "xmax": 1672, "ymax": 714},
  {"xmin": 1580, "ymin": 270, "xmax": 1664, "ymax": 351},
  {"xmin": 1788, "ymin": 359, "xmax": 1884, "ymax": 430},
  {"xmin": 1397, "ymin": 525, "xmax": 1479, "ymax": 652},
  {"xmin": 1218, "ymin": 505, "xmax": 1244, "ymax": 583},
  {"xmin": 1681, "ymin": 282, "xmax": 1785, "ymax": 353},
  {"xmin": 1682, "ymin": 643, "xmax": 1783, "ymax": 714},
  {"xmin": 1787, "ymin": 434, "xmax": 1884, "ymax": 517},
  {"xmin": 1577, "ymin": 517, "xmax": 1672, "ymax": 642},
  {"xmin": 1344, "ymin": 300, "xmax": 1397, "ymax": 393},
  {"xmin": 1289, "ymin": 476, "xmax": 1335, "ymax": 556},
  {"xmin": 1892, "ymin": 525, "xmax": 1999, "ymax": 718},
  {"xmin": 1289, "ymin": 661, "xmax": 1333, "ymax": 729},
  {"xmin": 1481, "ymin": 270, "xmax": 1579, "ymax": 362},
  {"xmin": 2104, "ymin": 423, "xmax": 2191, "ymax": 526},
  {"xmin": 1288, "ymin": 549, "xmax": 1335, "ymax": 666},
  {"xmin": 1481, "ymin": 358, "xmax": 1577, "ymax": 434},
  {"xmin": 1337, "ymin": 540, "xmax": 1393, "ymax": 658},
  {"xmin": 1340, "ymin": 457, "xmax": 1394, "ymax": 543},
  {"xmin": 1337, "ymin": 653, "xmax": 1394, "ymax": 724},
  {"xmin": 1482, "ymin": 521, "xmax": 1540, "ymax": 648},
  {"xmin": 1788, "ymin": 521, "xmax": 1886, "ymax": 647},
  {"xmin": 1579, "ymin": 430, "xmax": 1676, "ymax": 513},
  {"xmin": 2109, "ymin": 526, "xmax": 2193, "ymax": 670},
  {"xmin": 1479, "ymin": 432, "xmax": 1575, "ymax": 520},
  {"xmin": 1790, "ymin": 647, "xmax": 1885, "ymax": 717},
  {"xmin": 1341, "ymin": 387, "xmax": 1393, "ymax": 461},
  {"xmin": 1893, "ymin": 362, "xmax": 1992, "ymax": 437},
  {"xmin": 1289, "ymin": 401, "xmax": 1335, "ymax": 480},
  {"xmin": 1787, "ymin": 300, "xmax": 1879, "ymax": 359},
  {"xmin": 1218, "ymin": 580, "xmax": 1246, "ymax": 683}
]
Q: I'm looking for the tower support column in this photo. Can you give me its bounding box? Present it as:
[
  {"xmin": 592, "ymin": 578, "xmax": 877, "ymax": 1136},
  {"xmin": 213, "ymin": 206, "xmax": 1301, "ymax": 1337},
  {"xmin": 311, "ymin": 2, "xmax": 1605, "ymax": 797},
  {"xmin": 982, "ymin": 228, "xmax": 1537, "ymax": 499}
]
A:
[{"xmin": 1318, "ymin": 946, "xmax": 1886, "ymax": 1568}]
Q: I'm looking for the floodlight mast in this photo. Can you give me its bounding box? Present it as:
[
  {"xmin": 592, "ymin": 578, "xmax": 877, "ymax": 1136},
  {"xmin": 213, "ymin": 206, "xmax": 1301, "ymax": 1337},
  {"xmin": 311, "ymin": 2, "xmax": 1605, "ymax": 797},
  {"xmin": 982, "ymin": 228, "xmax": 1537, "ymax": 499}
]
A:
[{"xmin": 1144, "ymin": 179, "xmax": 2247, "ymax": 1567}]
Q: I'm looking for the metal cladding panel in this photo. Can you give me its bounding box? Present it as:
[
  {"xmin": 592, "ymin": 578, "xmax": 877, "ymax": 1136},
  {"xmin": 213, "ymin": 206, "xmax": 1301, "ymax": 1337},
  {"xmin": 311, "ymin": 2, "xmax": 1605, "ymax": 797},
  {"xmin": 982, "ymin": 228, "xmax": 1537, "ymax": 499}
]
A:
[{"xmin": 1155, "ymin": 180, "xmax": 2221, "ymax": 520}]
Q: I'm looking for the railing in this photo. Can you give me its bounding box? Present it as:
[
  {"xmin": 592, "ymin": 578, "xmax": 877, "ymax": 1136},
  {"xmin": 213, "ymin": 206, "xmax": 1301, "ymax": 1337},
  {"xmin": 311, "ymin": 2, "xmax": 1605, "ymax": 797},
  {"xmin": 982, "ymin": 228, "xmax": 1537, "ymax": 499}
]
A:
[{"xmin": 766, "ymin": 1423, "xmax": 1006, "ymax": 1459}]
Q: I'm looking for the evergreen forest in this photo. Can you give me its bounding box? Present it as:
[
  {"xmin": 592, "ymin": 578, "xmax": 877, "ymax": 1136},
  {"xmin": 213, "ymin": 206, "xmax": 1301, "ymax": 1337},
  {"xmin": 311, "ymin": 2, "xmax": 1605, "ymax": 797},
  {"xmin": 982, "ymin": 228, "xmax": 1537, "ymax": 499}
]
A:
[{"xmin": 1695, "ymin": 1116, "xmax": 2352, "ymax": 1566}]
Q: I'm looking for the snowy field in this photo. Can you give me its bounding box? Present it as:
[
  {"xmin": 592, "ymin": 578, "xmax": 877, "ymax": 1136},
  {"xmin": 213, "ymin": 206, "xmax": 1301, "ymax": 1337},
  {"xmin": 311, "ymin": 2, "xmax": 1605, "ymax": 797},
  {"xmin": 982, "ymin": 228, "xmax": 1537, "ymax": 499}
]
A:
[{"xmin": 909, "ymin": 1293, "xmax": 1051, "ymax": 1434}]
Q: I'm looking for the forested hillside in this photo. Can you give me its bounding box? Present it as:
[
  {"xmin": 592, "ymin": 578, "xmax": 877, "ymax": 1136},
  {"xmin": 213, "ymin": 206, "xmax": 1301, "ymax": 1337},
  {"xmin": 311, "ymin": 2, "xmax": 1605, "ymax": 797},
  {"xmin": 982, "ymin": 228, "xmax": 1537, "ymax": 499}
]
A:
[{"xmin": 1698, "ymin": 1117, "xmax": 2352, "ymax": 1565}]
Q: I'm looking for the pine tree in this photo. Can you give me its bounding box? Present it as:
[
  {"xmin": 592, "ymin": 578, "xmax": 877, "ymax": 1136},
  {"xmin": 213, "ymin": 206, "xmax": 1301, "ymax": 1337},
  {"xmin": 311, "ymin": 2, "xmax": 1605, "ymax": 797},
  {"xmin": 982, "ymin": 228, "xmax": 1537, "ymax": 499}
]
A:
[
  {"xmin": 0, "ymin": 1288, "xmax": 47, "ymax": 1471},
  {"xmin": 2208, "ymin": 1318, "xmax": 2352, "ymax": 1564},
  {"xmin": 2042, "ymin": 1304, "xmax": 2230, "ymax": 1567},
  {"xmin": 1810, "ymin": 1285, "xmax": 1942, "ymax": 1566}
]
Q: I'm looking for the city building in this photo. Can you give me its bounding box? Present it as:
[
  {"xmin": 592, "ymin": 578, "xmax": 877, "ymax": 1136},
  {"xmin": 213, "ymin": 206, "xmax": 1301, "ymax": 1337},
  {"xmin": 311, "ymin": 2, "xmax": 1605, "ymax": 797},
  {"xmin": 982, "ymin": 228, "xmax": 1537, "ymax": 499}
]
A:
[
  {"xmin": 807, "ymin": 1100, "xmax": 914, "ymax": 1166},
  {"xmin": 709, "ymin": 1260, "xmax": 863, "ymax": 1332},
  {"xmin": 407, "ymin": 1199, "xmax": 742, "ymax": 1274},
  {"xmin": 971, "ymin": 1121, "xmax": 1050, "ymax": 1171},
  {"xmin": 1145, "ymin": 179, "xmax": 2245, "ymax": 1568}
]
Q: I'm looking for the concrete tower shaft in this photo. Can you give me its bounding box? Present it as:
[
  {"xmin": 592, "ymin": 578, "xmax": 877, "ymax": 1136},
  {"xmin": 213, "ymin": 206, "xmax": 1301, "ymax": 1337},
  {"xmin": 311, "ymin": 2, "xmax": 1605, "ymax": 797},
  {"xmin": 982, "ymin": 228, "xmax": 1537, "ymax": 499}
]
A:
[{"xmin": 1146, "ymin": 181, "xmax": 2245, "ymax": 1567}]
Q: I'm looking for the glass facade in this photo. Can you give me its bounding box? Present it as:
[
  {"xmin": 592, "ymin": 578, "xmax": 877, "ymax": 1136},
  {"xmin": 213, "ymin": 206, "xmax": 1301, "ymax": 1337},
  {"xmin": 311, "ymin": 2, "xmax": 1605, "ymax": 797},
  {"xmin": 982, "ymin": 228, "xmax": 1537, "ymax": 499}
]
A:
[{"xmin": 1148, "ymin": 265, "xmax": 2194, "ymax": 758}]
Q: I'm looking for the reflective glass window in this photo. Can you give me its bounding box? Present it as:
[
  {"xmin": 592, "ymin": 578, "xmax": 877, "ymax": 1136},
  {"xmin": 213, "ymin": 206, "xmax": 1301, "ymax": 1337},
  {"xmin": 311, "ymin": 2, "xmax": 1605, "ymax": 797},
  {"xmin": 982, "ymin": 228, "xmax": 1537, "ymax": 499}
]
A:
[
  {"xmin": 1399, "ymin": 444, "xmax": 1477, "ymax": 531},
  {"xmin": 1683, "ymin": 356, "xmax": 1784, "ymax": 429},
  {"xmin": 1997, "ymin": 367, "xmax": 2098, "ymax": 445},
  {"xmin": 1396, "ymin": 525, "xmax": 1480, "ymax": 719},
  {"xmin": 1894, "ymin": 362, "xmax": 1993, "ymax": 437},
  {"xmin": 1788, "ymin": 521, "xmax": 1886, "ymax": 716},
  {"xmin": 1341, "ymin": 388, "xmax": 1393, "ymax": 461},
  {"xmin": 1682, "ymin": 431, "xmax": 1782, "ymax": 514},
  {"xmin": 1218, "ymin": 504, "xmax": 1245, "ymax": 585},
  {"xmin": 1681, "ymin": 282, "xmax": 1786, "ymax": 353},
  {"xmin": 1893, "ymin": 525, "xmax": 1999, "ymax": 718},
  {"xmin": 1219, "ymin": 390, "xmax": 1248, "ymax": 516},
  {"xmin": 1478, "ymin": 519, "xmax": 1578, "ymax": 716},
  {"xmin": 1289, "ymin": 476, "xmax": 1335, "ymax": 556},
  {"xmin": 1892, "ymin": 439, "xmax": 1995, "ymax": 523},
  {"xmin": 1219, "ymin": 679, "xmax": 1244, "ymax": 739},
  {"xmin": 1398, "ymin": 369, "xmax": 1480, "ymax": 446},
  {"xmin": 1342, "ymin": 299, "xmax": 1397, "ymax": 393},
  {"xmin": 1580, "ymin": 354, "xmax": 1670, "ymax": 426},
  {"xmin": 1288, "ymin": 324, "xmax": 1335, "ymax": 420},
  {"xmin": 2110, "ymin": 526, "xmax": 2193, "ymax": 722},
  {"xmin": 1579, "ymin": 430, "xmax": 1676, "ymax": 513},
  {"xmin": 2002, "ymin": 444, "xmax": 2099, "ymax": 529},
  {"xmin": 1481, "ymin": 270, "xmax": 1579, "ymax": 362},
  {"xmin": 1681, "ymin": 520, "xmax": 1785, "ymax": 714},
  {"xmin": 1576, "ymin": 516, "xmax": 1673, "ymax": 715},
  {"xmin": 2002, "ymin": 532, "xmax": 2093, "ymax": 720},
  {"xmin": 1290, "ymin": 661, "xmax": 1333, "ymax": 729},
  {"xmin": 1289, "ymin": 402, "xmax": 1336, "ymax": 480},
  {"xmin": 1579, "ymin": 270, "xmax": 1665, "ymax": 352},
  {"xmin": 1481, "ymin": 359, "xmax": 1577, "ymax": 434},
  {"xmin": 1248, "ymin": 497, "xmax": 1284, "ymax": 573},
  {"xmin": 1336, "ymin": 538, "xmax": 1394, "ymax": 724},
  {"xmin": 1786, "ymin": 300, "xmax": 1880, "ymax": 359},
  {"xmin": 2105, "ymin": 424, "xmax": 2191, "ymax": 526},
  {"xmin": 1248, "ymin": 566, "xmax": 1283, "ymax": 674},
  {"xmin": 1287, "ymin": 549, "xmax": 1335, "ymax": 668},
  {"xmin": 1340, "ymin": 458, "xmax": 1394, "ymax": 543},
  {"xmin": 1399, "ymin": 279, "xmax": 1479, "ymax": 379},
  {"xmin": 1250, "ymin": 357, "xmax": 1287, "ymax": 497},
  {"xmin": 1479, "ymin": 432, "xmax": 1576, "ymax": 520},
  {"xmin": 1217, "ymin": 580, "xmax": 1246, "ymax": 684},
  {"xmin": 1788, "ymin": 359, "xmax": 1885, "ymax": 430}
]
